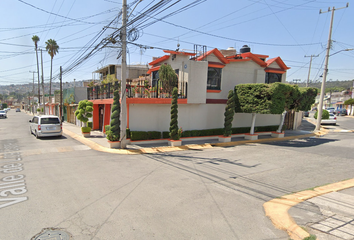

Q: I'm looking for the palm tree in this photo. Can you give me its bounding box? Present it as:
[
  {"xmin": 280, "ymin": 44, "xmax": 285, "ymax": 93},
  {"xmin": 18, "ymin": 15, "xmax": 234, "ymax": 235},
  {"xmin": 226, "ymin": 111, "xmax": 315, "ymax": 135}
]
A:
[
  {"xmin": 45, "ymin": 39, "xmax": 59, "ymax": 104},
  {"xmin": 32, "ymin": 35, "xmax": 40, "ymax": 104}
]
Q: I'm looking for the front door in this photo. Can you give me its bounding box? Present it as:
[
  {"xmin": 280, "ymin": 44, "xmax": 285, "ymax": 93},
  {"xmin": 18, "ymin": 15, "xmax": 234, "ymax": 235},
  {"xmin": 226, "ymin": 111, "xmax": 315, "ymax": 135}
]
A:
[{"xmin": 98, "ymin": 105, "xmax": 104, "ymax": 131}]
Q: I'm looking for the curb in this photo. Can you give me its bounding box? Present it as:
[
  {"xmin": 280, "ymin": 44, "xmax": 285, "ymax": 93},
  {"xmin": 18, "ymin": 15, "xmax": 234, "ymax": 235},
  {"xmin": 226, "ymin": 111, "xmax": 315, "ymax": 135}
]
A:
[
  {"xmin": 263, "ymin": 178, "xmax": 354, "ymax": 240},
  {"xmin": 64, "ymin": 127, "xmax": 316, "ymax": 155}
]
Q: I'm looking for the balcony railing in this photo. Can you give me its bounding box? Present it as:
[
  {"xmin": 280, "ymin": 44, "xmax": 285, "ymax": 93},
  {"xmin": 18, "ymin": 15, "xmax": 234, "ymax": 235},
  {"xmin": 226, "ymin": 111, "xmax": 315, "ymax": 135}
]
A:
[{"xmin": 87, "ymin": 81, "xmax": 187, "ymax": 101}]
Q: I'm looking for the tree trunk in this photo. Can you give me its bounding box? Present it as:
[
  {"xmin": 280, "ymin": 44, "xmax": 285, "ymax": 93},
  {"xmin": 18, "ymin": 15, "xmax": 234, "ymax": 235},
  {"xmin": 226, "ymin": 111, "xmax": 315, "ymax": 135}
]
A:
[
  {"xmin": 250, "ymin": 113, "xmax": 256, "ymax": 135},
  {"xmin": 49, "ymin": 57, "xmax": 53, "ymax": 104},
  {"xmin": 277, "ymin": 111, "xmax": 287, "ymax": 133}
]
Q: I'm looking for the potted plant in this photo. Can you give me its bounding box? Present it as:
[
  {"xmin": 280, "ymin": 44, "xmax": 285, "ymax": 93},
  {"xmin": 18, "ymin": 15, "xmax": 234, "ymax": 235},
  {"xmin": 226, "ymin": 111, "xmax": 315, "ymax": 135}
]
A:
[
  {"xmin": 106, "ymin": 90, "xmax": 121, "ymax": 148},
  {"xmin": 168, "ymin": 87, "xmax": 182, "ymax": 147},
  {"xmin": 134, "ymin": 86, "xmax": 141, "ymax": 98},
  {"xmin": 75, "ymin": 100, "xmax": 94, "ymax": 137}
]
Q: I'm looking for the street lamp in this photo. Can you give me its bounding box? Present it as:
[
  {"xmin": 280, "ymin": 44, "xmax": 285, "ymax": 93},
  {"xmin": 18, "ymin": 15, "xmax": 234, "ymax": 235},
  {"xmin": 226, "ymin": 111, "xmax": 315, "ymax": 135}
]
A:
[{"xmin": 330, "ymin": 48, "xmax": 353, "ymax": 56}]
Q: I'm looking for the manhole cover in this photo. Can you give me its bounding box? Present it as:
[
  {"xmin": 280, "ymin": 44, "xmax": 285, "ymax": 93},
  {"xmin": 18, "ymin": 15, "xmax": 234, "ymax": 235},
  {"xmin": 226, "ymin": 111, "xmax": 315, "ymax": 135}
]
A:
[{"xmin": 32, "ymin": 228, "xmax": 71, "ymax": 240}]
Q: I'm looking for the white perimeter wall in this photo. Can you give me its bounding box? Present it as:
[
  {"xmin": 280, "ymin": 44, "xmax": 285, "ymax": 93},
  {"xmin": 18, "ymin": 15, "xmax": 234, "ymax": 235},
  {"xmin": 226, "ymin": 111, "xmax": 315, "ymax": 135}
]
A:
[{"xmin": 129, "ymin": 103, "xmax": 281, "ymax": 132}]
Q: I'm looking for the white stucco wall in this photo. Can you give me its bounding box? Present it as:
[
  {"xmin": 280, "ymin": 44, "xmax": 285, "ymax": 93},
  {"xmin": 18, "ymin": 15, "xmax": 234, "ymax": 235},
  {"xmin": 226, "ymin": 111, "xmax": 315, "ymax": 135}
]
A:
[
  {"xmin": 206, "ymin": 61, "xmax": 266, "ymax": 99},
  {"xmin": 129, "ymin": 103, "xmax": 281, "ymax": 132},
  {"xmin": 187, "ymin": 61, "xmax": 208, "ymax": 103}
]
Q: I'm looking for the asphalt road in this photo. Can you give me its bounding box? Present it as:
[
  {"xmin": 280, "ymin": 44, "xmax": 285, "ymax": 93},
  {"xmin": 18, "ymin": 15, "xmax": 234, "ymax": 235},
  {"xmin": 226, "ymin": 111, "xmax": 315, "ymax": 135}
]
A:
[{"xmin": 1, "ymin": 110, "xmax": 353, "ymax": 240}]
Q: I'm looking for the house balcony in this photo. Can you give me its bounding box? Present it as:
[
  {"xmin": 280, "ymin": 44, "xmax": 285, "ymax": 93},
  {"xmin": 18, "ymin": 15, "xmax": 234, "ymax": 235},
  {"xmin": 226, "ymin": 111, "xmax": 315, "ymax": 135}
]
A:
[{"xmin": 87, "ymin": 81, "xmax": 187, "ymax": 101}]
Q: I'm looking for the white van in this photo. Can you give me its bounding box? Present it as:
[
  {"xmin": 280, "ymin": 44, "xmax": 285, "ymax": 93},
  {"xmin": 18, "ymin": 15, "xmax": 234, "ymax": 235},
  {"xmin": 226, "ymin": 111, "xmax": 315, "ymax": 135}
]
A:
[{"xmin": 29, "ymin": 115, "xmax": 62, "ymax": 138}]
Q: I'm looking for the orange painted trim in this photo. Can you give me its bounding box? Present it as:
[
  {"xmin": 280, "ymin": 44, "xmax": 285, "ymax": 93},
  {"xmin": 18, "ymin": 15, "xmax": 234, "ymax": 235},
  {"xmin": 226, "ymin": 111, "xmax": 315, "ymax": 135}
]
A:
[
  {"xmin": 147, "ymin": 66, "xmax": 160, "ymax": 74},
  {"xmin": 207, "ymin": 90, "xmax": 221, "ymax": 93},
  {"xmin": 208, "ymin": 62, "xmax": 225, "ymax": 68},
  {"xmin": 127, "ymin": 103, "xmax": 130, "ymax": 129},
  {"xmin": 197, "ymin": 48, "xmax": 229, "ymax": 64},
  {"xmin": 163, "ymin": 50, "xmax": 196, "ymax": 56},
  {"xmin": 227, "ymin": 59, "xmax": 251, "ymax": 62},
  {"xmin": 265, "ymin": 68, "xmax": 286, "ymax": 74},
  {"xmin": 127, "ymin": 98, "xmax": 187, "ymax": 104},
  {"xmin": 241, "ymin": 52, "xmax": 267, "ymax": 67},
  {"xmin": 266, "ymin": 57, "xmax": 290, "ymax": 70},
  {"xmin": 148, "ymin": 55, "xmax": 170, "ymax": 66},
  {"xmin": 89, "ymin": 99, "xmax": 113, "ymax": 104}
]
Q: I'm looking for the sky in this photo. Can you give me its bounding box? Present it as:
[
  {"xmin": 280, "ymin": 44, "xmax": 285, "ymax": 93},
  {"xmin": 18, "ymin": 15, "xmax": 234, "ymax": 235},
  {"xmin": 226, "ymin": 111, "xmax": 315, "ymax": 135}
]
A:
[{"xmin": 0, "ymin": 0, "xmax": 353, "ymax": 87}]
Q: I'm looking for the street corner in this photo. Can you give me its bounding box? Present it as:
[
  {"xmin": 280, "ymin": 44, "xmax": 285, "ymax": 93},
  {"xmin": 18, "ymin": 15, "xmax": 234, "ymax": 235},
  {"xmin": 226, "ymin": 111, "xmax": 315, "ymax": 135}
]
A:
[{"xmin": 264, "ymin": 178, "xmax": 354, "ymax": 240}]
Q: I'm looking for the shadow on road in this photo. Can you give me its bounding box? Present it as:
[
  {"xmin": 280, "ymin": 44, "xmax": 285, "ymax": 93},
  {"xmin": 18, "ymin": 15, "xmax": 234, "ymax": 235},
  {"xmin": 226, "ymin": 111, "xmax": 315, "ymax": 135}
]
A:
[{"xmin": 262, "ymin": 136, "xmax": 338, "ymax": 148}]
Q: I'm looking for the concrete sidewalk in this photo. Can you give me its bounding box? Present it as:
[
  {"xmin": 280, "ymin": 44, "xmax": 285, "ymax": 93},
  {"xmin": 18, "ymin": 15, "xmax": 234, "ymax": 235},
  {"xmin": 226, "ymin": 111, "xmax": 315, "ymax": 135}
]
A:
[{"xmin": 62, "ymin": 120, "xmax": 317, "ymax": 154}]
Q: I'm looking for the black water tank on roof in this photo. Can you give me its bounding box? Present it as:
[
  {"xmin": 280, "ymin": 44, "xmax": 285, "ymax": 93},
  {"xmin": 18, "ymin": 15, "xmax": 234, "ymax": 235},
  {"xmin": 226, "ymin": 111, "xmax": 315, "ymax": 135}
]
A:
[{"xmin": 240, "ymin": 45, "xmax": 251, "ymax": 53}]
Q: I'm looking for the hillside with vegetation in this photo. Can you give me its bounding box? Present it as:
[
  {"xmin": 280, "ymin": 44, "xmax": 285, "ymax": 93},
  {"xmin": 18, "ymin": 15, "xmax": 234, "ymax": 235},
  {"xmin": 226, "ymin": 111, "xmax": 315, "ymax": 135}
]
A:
[{"xmin": 286, "ymin": 80, "xmax": 353, "ymax": 93}]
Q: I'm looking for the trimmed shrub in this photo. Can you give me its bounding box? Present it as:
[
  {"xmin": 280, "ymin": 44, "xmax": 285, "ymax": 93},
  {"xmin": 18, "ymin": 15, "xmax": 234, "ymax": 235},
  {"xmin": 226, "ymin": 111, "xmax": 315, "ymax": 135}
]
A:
[
  {"xmin": 162, "ymin": 131, "xmax": 170, "ymax": 139},
  {"xmin": 149, "ymin": 131, "xmax": 162, "ymax": 140},
  {"xmin": 106, "ymin": 90, "xmax": 120, "ymax": 142},
  {"xmin": 130, "ymin": 131, "xmax": 149, "ymax": 141},
  {"xmin": 224, "ymin": 90, "xmax": 235, "ymax": 136},
  {"xmin": 75, "ymin": 100, "xmax": 93, "ymax": 127},
  {"xmin": 314, "ymin": 109, "xmax": 329, "ymax": 119},
  {"xmin": 81, "ymin": 127, "xmax": 91, "ymax": 133},
  {"xmin": 105, "ymin": 125, "xmax": 111, "ymax": 132},
  {"xmin": 232, "ymin": 127, "xmax": 251, "ymax": 134},
  {"xmin": 88, "ymin": 121, "xmax": 93, "ymax": 128},
  {"xmin": 169, "ymin": 87, "xmax": 179, "ymax": 140},
  {"xmin": 126, "ymin": 128, "xmax": 131, "ymax": 139}
]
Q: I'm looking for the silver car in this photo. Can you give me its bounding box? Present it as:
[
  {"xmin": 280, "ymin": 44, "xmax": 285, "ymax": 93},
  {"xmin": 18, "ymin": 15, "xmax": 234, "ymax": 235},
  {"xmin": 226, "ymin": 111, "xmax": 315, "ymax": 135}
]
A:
[{"xmin": 29, "ymin": 115, "xmax": 62, "ymax": 138}]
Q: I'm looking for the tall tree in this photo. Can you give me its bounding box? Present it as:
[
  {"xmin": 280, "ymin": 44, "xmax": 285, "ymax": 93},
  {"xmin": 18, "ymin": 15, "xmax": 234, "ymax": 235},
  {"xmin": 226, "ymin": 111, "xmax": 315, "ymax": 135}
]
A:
[
  {"xmin": 32, "ymin": 35, "xmax": 40, "ymax": 104},
  {"xmin": 45, "ymin": 39, "xmax": 59, "ymax": 104},
  {"xmin": 159, "ymin": 64, "xmax": 178, "ymax": 95}
]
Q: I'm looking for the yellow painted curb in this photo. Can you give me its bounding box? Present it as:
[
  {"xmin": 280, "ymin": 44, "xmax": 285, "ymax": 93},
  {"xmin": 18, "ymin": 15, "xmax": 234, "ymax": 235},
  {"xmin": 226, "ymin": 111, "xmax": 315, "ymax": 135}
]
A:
[
  {"xmin": 63, "ymin": 128, "xmax": 214, "ymax": 154},
  {"xmin": 64, "ymin": 127, "xmax": 317, "ymax": 155},
  {"xmin": 264, "ymin": 178, "xmax": 354, "ymax": 240}
]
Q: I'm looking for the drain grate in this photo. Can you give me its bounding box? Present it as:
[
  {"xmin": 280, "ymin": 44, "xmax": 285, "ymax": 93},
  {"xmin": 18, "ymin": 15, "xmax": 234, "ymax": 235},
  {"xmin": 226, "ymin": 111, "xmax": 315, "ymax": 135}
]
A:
[{"xmin": 33, "ymin": 229, "xmax": 71, "ymax": 240}]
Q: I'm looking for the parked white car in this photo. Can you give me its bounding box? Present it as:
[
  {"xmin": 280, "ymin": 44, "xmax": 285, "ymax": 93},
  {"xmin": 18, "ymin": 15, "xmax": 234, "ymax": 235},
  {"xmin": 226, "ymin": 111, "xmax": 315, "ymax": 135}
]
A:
[
  {"xmin": 321, "ymin": 113, "xmax": 337, "ymax": 125},
  {"xmin": 326, "ymin": 107, "xmax": 335, "ymax": 113},
  {"xmin": 29, "ymin": 115, "xmax": 62, "ymax": 138},
  {"xmin": 0, "ymin": 110, "xmax": 7, "ymax": 118}
]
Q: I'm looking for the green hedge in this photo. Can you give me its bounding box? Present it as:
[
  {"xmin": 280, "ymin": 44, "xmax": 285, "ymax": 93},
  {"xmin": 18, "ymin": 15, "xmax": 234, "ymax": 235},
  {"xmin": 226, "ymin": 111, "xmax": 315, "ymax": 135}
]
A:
[
  {"xmin": 88, "ymin": 121, "xmax": 93, "ymax": 128},
  {"xmin": 130, "ymin": 131, "xmax": 162, "ymax": 141},
  {"xmin": 129, "ymin": 125, "xmax": 280, "ymax": 141},
  {"xmin": 162, "ymin": 131, "xmax": 169, "ymax": 139}
]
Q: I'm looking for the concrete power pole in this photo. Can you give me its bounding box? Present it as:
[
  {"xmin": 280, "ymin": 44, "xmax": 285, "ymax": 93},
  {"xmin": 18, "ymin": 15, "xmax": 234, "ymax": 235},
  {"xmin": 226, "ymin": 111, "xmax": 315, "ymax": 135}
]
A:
[
  {"xmin": 304, "ymin": 54, "xmax": 319, "ymax": 87},
  {"xmin": 120, "ymin": 0, "xmax": 127, "ymax": 149},
  {"xmin": 60, "ymin": 66, "xmax": 63, "ymax": 121},
  {"xmin": 41, "ymin": 49, "xmax": 45, "ymax": 114},
  {"xmin": 29, "ymin": 71, "xmax": 36, "ymax": 114},
  {"xmin": 316, "ymin": 3, "xmax": 349, "ymax": 131}
]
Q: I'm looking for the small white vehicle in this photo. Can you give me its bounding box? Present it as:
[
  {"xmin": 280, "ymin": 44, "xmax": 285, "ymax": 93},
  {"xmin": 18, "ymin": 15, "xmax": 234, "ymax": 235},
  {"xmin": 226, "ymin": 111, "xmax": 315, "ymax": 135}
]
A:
[
  {"xmin": 321, "ymin": 113, "xmax": 337, "ymax": 125},
  {"xmin": 29, "ymin": 115, "xmax": 62, "ymax": 138},
  {"xmin": 0, "ymin": 110, "xmax": 7, "ymax": 118}
]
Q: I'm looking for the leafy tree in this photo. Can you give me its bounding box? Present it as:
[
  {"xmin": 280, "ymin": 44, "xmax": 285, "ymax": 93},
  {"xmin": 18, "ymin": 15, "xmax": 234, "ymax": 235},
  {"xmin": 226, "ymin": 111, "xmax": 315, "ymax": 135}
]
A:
[
  {"xmin": 45, "ymin": 39, "xmax": 59, "ymax": 103},
  {"xmin": 223, "ymin": 90, "xmax": 235, "ymax": 137},
  {"xmin": 159, "ymin": 64, "xmax": 178, "ymax": 95},
  {"xmin": 344, "ymin": 98, "xmax": 354, "ymax": 115},
  {"xmin": 2, "ymin": 103, "xmax": 8, "ymax": 109},
  {"xmin": 106, "ymin": 90, "xmax": 120, "ymax": 141},
  {"xmin": 75, "ymin": 100, "xmax": 93, "ymax": 132},
  {"xmin": 314, "ymin": 109, "xmax": 329, "ymax": 119},
  {"xmin": 169, "ymin": 87, "xmax": 179, "ymax": 140}
]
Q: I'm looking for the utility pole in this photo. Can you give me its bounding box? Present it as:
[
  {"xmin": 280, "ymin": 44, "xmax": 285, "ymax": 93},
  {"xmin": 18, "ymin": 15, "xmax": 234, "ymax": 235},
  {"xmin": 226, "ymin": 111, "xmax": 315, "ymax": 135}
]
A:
[
  {"xmin": 120, "ymin": 0, "xmax": 127, "ymax": 149},
  {"xmin": 29, "ymin": 71, "xmax": 37, "ymax": 114},
  {"xmin": 60, "ymin": 66, "xmax": 63, "ymax": 121},
  {"xmin": 316, "ymin": 3, "xmax": 349, "ymax": 131},
  {"xmin": 304, "ymin": 54, "xmax": 319, "ymax": 87},
  {"xmin": 41, "ymin": 49, "xmax": 45, "ymax": 114}
]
